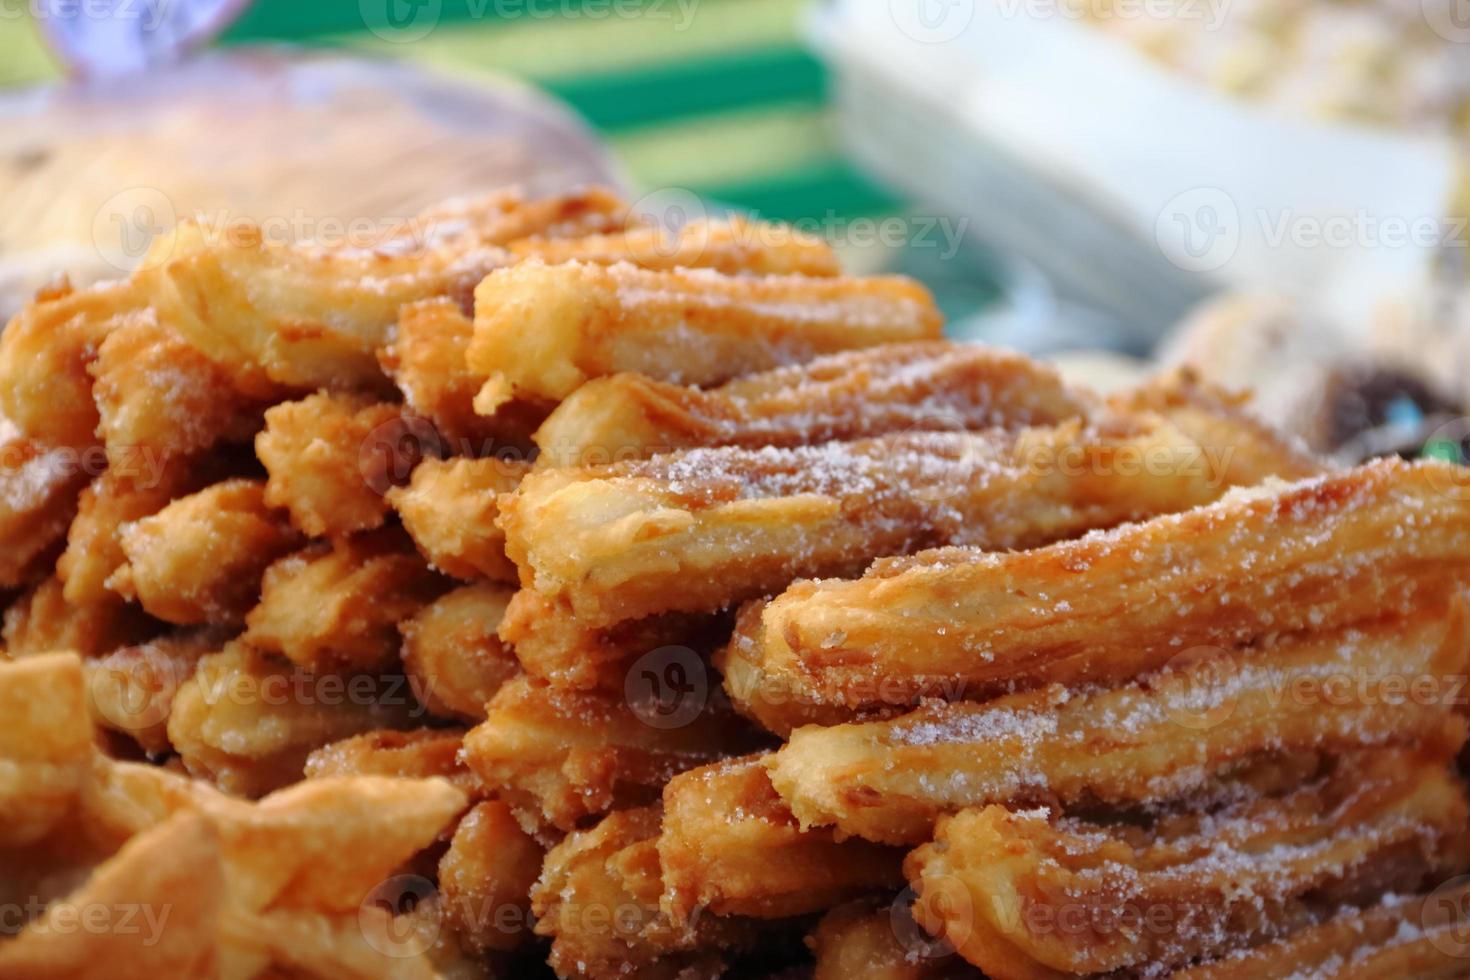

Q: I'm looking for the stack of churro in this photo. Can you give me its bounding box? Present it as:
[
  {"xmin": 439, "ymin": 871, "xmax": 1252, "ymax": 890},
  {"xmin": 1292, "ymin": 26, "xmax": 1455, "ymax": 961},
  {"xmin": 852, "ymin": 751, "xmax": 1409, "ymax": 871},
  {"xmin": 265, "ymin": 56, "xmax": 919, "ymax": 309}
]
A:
[{"xmin": 0, "ymin": 186, "xmax": 1468, "ymax": 979}]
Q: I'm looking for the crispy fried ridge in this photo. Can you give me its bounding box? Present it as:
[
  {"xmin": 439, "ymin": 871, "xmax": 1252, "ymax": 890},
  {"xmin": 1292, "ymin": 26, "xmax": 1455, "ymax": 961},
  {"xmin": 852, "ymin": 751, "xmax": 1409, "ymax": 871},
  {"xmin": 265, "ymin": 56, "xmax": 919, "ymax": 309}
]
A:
[
  {"xmin": 767, "ymin": 605, "xmax": 1470, "ymax": 844},
  {"xmin": 532, "ymin": 341, "xmax": 1094, "ymax": 468},
  {"xmin": 727, "ymin": 458, "xmax": 1470, "ymax": 733},
  {"xmin": 504, "ymin": 417, "xmax": 1231, "ymax": 630},
  {"xmin": 906, "ymin": 751, "xmax": 1470, "ymax": 977},
  {"xmin": 467, "ymin": 261, "xmax": 943, "ymax": 411}
]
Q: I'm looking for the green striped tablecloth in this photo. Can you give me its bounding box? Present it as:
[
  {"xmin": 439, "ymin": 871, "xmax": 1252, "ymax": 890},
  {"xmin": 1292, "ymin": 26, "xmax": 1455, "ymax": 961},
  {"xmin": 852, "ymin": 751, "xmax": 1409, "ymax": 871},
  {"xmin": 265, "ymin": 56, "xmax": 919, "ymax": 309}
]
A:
[{"xmin": 0, "ymin": 0, "xmax": 1002, "ymax": 319}]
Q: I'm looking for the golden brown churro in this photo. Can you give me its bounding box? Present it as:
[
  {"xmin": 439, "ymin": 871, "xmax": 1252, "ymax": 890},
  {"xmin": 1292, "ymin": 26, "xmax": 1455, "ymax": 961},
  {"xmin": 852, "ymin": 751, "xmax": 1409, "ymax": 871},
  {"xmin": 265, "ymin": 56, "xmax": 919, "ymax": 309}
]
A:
[
  {"xmin": 437, "ymin": 798, "xmax": 544, "ymax": 953},
  {"xmin": 531, "ymin": 806, "xmax": 758, "ymax": 979},
  {"xmin": 809, "ymin": 900, "xmax": 979, "ymax": 980},
  {"xmin": 906, "ymin": 751, "xmax": 1469, "ymax": 978},
  {"xmin": 767, "ymin": 606, "xmax": 1470, "ymax": 844},
  {"xmin": 107, "ymin": 478, "xmax": 302, "ymax": 626},
  {"xmin": 398, "ymin": 582, "xmax": 520, "ymax": 723},
  {"xmin": 503, "ymin": 417, "xmax": 1230, "ymax": 630},
  {"xmin": 467, "ymin": 261, "xmax": 944, "ymax": 411},
  {"xmin": 1171, "ymin": 880, "xmax": 1470, "ymax": 979},
  {"xmin": 166, "ymin": 643, "xmax": 422, "ymax": 798},
  {"xmin": 243, "ymin": 529, "xmax": 447, "ymax": 675},
  {"xmin": 0, "ymin": 420, "xmax": 92, "ymax": 590},
  {"xmin": 461, "ymin": 675, "xmax": 768, "ymax": 833},
  {"xmin": 139, "ymin": 219, "xmax": 504, "ymax": 395},
  {"xmin": 500, "ymin": 587, "xmax": 725, "ymax": 692},
  {"xmin": 509, "ymin": 216, "xmax": 842, "ymax": 277},
  {"xmin": 0, "ymin": 278, "xmax": 144, "ymax": 449},
  {"xmin": 385, "ymin": 455, "xmax": 530, "ymax": 583},
  {"xmin": 658, "ymin": 755, "xmax": 903, "ymax": 924},
  {"xmin": 89, "ymin": 312, "xmax": 270, "ymax": 467},
  {"xmin": 531, "ymin": 341, "xmax": 1095, "ymax": 468},
  {"xmin": 256, "ymin": 392, "xmax": 424, "ymax": 539},
  {"xmin": 726, "ymin": 458, "xmax": 1470, "ymax": 733}
]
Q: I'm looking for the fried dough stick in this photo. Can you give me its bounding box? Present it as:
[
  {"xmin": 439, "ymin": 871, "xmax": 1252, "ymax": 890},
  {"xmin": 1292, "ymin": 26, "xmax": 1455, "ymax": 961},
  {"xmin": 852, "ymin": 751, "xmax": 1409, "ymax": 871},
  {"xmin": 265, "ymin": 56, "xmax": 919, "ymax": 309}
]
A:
[
  {"xmin": 468, "ymin": 261, "xmax": 944, "ymax": 411},
  {"xmin": 399, "ymin": 583, "xmax": 520, "ymax": 723},
  {"xmin": 1113, "ymin": 367, "xmax": 1325, "ymax": 486},
  {"xmin": 532, "ymin": 341, "xmax": 1095, "ymax": 468},
  {"xmin": 905, "ymin": 751, "xmax": 1470, "ymax": 978},
  {"xmin": 437, "ymin": 799, "xmax": 544, "ymax": 953},
  {"xmin": 379, "ymin": 298, "xmax": 544, "ymax": 453},
  {"xmin": 167, "ymin": 642, "xmax": 423, "ymax": 798},
  {"xmin": 768, "ymin": 608, "xmax": 1470, "ymax": 844},
  {"xmin": 416, "ymin": 185, "xmax": 629, "ymax": 246},
  {"xmin": 658, "ymin": 755, "xmax": 903, "ymax": 924},
  {"xmin": 532, "ymin": 806, "xmax": 758, "ymax": 979},
  {"xmin": 0, "ymin": 277, "xmax": 143, "ymax": 449},
  {"xmin": 0, "ymin": 419, "xmax": 92, "ymax": 589},
  {"xmin": 460, "ymin": 675, "xmax": 768, "ymax": 833},
  {"xmin": 139, "ymin": 219, "xmax": 504, "ymax": 395},
  {"xmin": 504, "ymin": 418, "xmax": 1231, "ymax": 630},
  {"xmin": 499, "ymin": 588, "xmax": 723, "ymax": 692},
  {"xmin": 726, "ymin": 458, "xmax": 1470, "ymax": 733},
  {"xmin": 386, "ymin": 455, "xmax": 530, "ymax": 583},
  {"xmin": 1171, "ymin": 880, "xmax": 1470, "ymax": 979},
  {"xmin": 243, "ymin": 529, "xmax": 447, "ymax": 675},
  {"xmin": 509, "ymin": 216, "xmax": 841, "ymax": 277},
  {"xmin": 108, "ymin": 479, "xmax": 302, "ymax": 626},
  {"xmin": 809, "ymin": 900, "xmax": 981, "ymax": 980},
  {"xmin": 89, "ymin": 312, "xmax": 270, "ymax": 468},
  {"xmin": 257, "ymin": 392, "xmax": 429, "ymax": 539}
]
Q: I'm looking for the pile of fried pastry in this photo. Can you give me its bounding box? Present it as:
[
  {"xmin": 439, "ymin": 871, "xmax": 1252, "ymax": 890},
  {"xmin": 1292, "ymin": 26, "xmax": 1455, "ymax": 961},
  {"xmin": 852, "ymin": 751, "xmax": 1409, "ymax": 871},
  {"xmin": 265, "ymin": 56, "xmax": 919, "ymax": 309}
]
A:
[{"xmin": 2, "ymin": 186, "xmax": 1470, "ymax": 980}]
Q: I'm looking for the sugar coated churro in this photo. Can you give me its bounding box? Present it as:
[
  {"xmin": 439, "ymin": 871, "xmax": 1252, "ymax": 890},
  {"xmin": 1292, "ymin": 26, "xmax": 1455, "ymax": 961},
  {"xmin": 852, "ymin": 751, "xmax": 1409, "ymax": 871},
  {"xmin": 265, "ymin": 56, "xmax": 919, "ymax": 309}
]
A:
[
  {"xmin": 726, "ymin": 458, "xmax": 1470, "ymax": 733},
  {"xmin": 467, "ymin": 261, "xmax": 944, "ymax": 411}
]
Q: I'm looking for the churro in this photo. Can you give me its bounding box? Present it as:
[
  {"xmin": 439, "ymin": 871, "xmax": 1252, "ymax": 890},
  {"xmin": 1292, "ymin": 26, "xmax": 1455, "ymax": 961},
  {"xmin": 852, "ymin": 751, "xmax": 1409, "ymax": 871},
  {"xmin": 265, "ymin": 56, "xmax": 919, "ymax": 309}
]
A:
[
  {"xmin": 243, "ymin": 529, "xmax": 447, "ymax": 675},
  {"xmin": 139, "ymin": 219, "xmax": 504, "ymax": 395},
  {"xmin": 726, "ymin": 458, "xmax": 1470, "ymax": 732},
  {"xmin": 398, "ymin": 582, "xmax": 520, "ymax": 723},
  {"xmin": 467, "ymin": 261, "xmax": 944, "ymax": 411},
  {"xmin": 531, "ymin": 805, "xmax": 758, "ymax": 979},
  {"xmin": 166, "ymin": 643, "xmax": 423, "ymax": 798},
  {"xmin": 108, "ymin": 478, "xmax": 302, "ymax": 626},
  {"xmin": 658, "ymin": 755, "xmax": 903, "ymax": 924},
  {"xmin": 906, "ymin": 751, "xmax": 1469, "ymax": 977},
  {"xmin": 437, "ymin": 799, "xmax": 544, "ymax": 953},
  {"xmin": 378, "ymin": 297, "xmax": 544, "ymax": 453},
  {"xmin": 532, "ymin": 341, "xmax": 1095, "ymax": 468},
  {"xmin": 509, "ymin": 216, "xmax": 841, "ymax": 277},
  {"xmin": 257, "ymin": 392, "xmax": 424, "ymax": 539},
  {"xmin": 1171, "ymin": 879, "xmax": 1470, "ymax": 978},
  {"xmin": 768, "ymin": 608, "xmax": 1470, "ymax": 844},
  {"xmin": 1113, "ymin": 366, "xmax": 1325, "ymax": 486},
  {"xmin": 0, "ymin": 420, "xmax": 92, "ymax": 590},
  {"xmin": 504, "ymin": 417, "xmax": 1230, "ymax": 630},
  {"xmin": 461, "ymin": 675, "xmax": 768, "ymax": 833},
  {"xmin": 499, "ymin": 587, "xmax": 726, "ymax": 692},
  {"xmin": 386, "ymin": 455, "xmax": 530, "ymax": 583}
]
